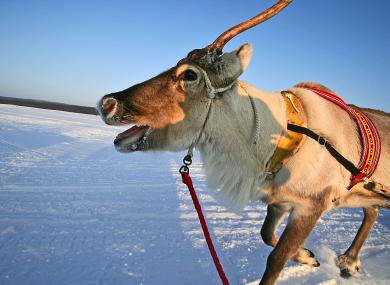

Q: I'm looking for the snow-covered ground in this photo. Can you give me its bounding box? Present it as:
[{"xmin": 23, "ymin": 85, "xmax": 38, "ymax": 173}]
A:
[{"xmin": 0, "ymin": 103, "xmax": 389, "ymax": 285}]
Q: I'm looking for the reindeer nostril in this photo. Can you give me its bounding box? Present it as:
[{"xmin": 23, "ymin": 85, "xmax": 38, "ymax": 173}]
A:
[{"xmin": 102, "ymin": 98, "xmax": 117, "ymax": 116}]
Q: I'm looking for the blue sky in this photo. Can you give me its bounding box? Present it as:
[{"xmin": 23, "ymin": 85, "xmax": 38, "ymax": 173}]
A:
[{"xmin": 0, "ymin": 0, "xmax": 389, "ymax": 111}]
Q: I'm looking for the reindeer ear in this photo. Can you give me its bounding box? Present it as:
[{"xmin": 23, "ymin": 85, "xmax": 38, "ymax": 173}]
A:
[
  {"xmin": 236, "ymin": 43, "xmax": 252, "ymax": 72},
  {"xmin": 206, "ymin": 43, "xmax": 252, "ymax": 87}
]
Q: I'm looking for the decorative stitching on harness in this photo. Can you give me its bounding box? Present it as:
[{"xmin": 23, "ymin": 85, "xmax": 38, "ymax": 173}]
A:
[{"xmin": 296, "ymin": 84, "xmax": 382, "ymax": 181}]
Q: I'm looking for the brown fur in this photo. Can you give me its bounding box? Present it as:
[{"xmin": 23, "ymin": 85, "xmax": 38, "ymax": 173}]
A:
[
  {"xmin": 294, "ymin": 82, "xmax": 335, "ymax": 94},
  {"xmin": 130, "ymin": 69, "xmax": 187, "ymax": 129},
  {"xmin": 260, "ymin": 209, "xmax": 323, "ymax": 285},
  {"xmin": 352, "ymin": 105, "xmax": 390, "ymax": 119}
]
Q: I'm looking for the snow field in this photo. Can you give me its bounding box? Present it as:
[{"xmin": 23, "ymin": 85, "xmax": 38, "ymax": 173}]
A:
[{"xmin": 0, "ymin": 104, "xmax": 389, "ymax": 284}]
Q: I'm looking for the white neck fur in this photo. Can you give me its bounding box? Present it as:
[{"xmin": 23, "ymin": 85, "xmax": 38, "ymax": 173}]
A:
[{"xmin": 197, "ymin": 81, "xmax": 286, "ymax": 209}]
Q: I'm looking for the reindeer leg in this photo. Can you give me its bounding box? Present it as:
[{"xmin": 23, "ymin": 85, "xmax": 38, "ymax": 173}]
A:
[
  {"xmin": 260, "ymin": 204, "xmax": 320, "ymax": 266},
  {"xmin": 260, "ymin": 205, "xmax": 285, "ymax": 247},
  {"xmin": 337, "ymin": 206, "xmax": 378, "ymax": 278},
  {"xmin": 259, "ymin": 208, "xmax": 322, "ymax": 285}
]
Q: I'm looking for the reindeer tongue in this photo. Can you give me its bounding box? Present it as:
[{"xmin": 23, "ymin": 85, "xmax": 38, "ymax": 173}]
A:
[{"xmin": 115, "ymin": 125, "xmax": 149, "ymax": 142}]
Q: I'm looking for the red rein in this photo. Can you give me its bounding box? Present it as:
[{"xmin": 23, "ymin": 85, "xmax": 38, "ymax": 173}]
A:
[{"xmin": 180, "ymin": 170, "xmax": 230, "ymax": 285}]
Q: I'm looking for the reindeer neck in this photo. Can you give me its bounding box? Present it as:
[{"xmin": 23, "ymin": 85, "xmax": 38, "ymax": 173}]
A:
[{"xmin": 196, "ymin": 81, "xmax": 286, "ymax": 208}]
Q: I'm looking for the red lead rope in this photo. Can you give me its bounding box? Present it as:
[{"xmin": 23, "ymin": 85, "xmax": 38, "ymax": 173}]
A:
[{"xmin": 180, "ymin": 164, "xmax": 230, "ymax": 285}]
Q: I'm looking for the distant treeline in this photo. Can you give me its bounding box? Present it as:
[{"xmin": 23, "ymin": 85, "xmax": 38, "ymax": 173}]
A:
[
  {"xmin": 0, "ymin": 96, "xmax": 98, "ymax": 115},
  {"xmin": 1, "ymin": 96, "xmax": 388, "ymax": 119}
]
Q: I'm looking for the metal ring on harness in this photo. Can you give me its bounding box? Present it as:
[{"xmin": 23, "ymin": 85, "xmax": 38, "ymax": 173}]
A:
[
  {"xmin": 183, "ymin": 155, "xmax": 193, "ymax": 166},
  {"xmin": 179, "ymin": 165, "xmax": 189, "ymax": 174}
]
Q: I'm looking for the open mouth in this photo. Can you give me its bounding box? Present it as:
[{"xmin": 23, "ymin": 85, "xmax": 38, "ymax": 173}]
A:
[{"xmin": 114, "ymin": 125, "xmax": 152, "ymax": 152}]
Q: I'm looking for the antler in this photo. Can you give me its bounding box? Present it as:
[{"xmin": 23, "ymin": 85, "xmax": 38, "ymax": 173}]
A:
[
  {"xmin": 186, "ymin": 0, "xmax": 293, "ymax": 61},
  {"xmin": 208, "ymin": 0, "xmax": 293, "ymax": 52}
]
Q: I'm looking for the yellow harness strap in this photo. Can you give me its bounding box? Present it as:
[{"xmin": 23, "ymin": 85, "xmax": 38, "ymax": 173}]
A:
[{"xmin": 266, "ymin": 91, "xmax": 307, "ymax": 179}]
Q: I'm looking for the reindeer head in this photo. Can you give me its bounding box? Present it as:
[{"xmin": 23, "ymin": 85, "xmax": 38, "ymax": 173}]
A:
[{"xmin": 96, "ymin": 0, "xmax": 292, "ymax": 153}]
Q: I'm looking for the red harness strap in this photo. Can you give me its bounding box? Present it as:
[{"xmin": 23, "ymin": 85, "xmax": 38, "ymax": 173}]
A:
[
  {"xmin": 180, "ymin": 168, "xmax": 230, "ymax": 285},
  {"xmin": 297, "ymin": 84, "xmax": 382, "ymax": 186}
]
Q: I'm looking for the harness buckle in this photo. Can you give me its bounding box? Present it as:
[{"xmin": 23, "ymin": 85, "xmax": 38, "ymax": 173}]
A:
[{"xmin": 317, "ymin": 136, "xmax": 327, "ymax": 147}]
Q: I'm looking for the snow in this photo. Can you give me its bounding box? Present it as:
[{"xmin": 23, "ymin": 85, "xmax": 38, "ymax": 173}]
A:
[{"xmin": 0, "ymin": 103, "xmax": 390, "ymax": 285}]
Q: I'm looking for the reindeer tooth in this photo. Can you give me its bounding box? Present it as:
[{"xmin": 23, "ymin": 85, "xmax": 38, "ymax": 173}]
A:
[{"xmin": 130, "ymin": 144, "xmax": 138, "ymax": 150}]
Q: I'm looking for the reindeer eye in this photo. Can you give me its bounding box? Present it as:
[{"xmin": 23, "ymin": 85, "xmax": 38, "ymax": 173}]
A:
[{"xmin": 183, "ymin": 70, "xmax": 198, "ymax": 81}]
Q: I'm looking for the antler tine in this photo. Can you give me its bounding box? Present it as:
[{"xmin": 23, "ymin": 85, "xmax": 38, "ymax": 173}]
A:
[
  {"xmin": 183, "ymin": 0, "xmax": 293, "ymax": 63},
  {"xmin": 207, "ymin": 0, "xmax": 293, "ymax": 54}
]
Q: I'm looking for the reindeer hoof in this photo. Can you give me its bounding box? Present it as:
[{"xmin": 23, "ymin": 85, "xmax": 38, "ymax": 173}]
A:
[
  {"xmin": 306, "ymin": 248, "xmax": 315, "ymax": 258},
  {"xmin": 337, "ymin": 254, "xmax": 361, "ymax": 278},
  {"xmin": 292, "ymin": 248, "xmax": 320, "ymax": 267}
]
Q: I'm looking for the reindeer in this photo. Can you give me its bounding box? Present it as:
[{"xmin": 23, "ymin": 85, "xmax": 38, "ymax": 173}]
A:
[{"xmin": 97, "ymin": 1, "xmax": 390, "ymax": 284}]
